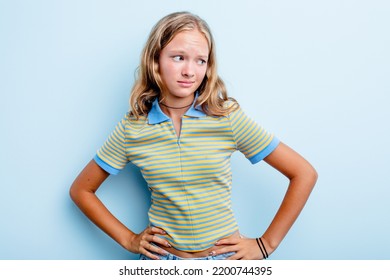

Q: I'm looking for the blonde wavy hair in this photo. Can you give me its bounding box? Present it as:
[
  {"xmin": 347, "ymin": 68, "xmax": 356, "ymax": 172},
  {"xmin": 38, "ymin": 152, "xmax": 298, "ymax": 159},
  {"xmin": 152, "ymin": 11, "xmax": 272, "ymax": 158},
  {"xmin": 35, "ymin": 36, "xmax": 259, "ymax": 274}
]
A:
[{"xmin": 129, "ymin": 11, "xmax": 238, "ymax": 118}]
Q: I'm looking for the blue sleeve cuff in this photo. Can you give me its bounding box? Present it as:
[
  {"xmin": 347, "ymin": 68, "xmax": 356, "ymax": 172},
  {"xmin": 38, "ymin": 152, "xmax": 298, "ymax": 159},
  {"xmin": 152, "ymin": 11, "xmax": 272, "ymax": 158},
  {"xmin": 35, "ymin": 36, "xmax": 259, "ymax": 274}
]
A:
[
  {"xmin": 249, "ymin": 137, "xmax": 280, "ymax": 164},
  {"xmin": 93, "ymin": 155, "xmax": 121, "ymax": 175}
]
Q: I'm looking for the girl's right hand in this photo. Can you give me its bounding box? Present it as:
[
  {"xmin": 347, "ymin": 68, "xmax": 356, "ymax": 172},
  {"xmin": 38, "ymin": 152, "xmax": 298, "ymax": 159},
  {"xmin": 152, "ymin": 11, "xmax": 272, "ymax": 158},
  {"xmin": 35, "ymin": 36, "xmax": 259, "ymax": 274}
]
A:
[{"xmin": 128, "ymin": 226, "xmax": 171, "ymax": 260}]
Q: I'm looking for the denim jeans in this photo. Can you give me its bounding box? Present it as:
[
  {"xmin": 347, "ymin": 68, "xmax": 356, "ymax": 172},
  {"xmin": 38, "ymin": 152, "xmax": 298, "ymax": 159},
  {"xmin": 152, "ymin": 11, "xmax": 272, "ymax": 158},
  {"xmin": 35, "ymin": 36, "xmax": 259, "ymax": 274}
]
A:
[{"xmin": 139, "ymin": 251, "xmax": 235, "ymax": 260}]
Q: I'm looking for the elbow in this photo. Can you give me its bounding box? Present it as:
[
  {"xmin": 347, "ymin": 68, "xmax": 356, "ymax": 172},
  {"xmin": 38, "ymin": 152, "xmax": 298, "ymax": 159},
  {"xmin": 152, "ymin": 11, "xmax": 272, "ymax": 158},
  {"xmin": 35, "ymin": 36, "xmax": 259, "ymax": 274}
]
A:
[
  {"xmin": 69, "ymin": 183, "xmax": 77, "ymax": 203},
  {"xmin": 69, "ymin": 179, "xmax": 97, "ymax": 206},
  {"xmin": 291, "ymin": 162, "xmax": 318, "ymax": 190},
  {"xmin": 313, "ymin": 167, "xmax": 318, "ymax": 183},
  {"xmin": 69, "ymin": 181, "xmax": 83, "ymax": 204},
  {"xmin": 306, "ymin": 164, "xmax": 318, "ymax": 190}
]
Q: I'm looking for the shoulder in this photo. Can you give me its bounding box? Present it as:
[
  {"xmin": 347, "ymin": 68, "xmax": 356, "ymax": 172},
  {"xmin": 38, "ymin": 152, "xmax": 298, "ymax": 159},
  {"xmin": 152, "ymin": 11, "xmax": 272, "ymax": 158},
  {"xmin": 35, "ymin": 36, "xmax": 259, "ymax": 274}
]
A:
[
  {"xmin": 215, "ymin": 98, "xmax": 239, "ymax": 120},
  {"xmin": 222, "ymin": 99, "xmax": 242, "ymax": 119},
  {"xmin": 117, "ymin": 113, "xmax": 148, "ymax": 133},
  {"xmin": 223, "ymin": 98, "xmax": 240, "ymax": 110}
]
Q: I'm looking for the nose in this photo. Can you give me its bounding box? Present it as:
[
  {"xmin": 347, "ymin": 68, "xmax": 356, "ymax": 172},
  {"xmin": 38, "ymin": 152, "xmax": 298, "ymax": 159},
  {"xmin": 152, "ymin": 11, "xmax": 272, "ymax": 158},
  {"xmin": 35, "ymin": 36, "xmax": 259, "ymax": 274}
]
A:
[{"xmin": 182, "ymin": 62, "xmax": 195, "ymax": 78}]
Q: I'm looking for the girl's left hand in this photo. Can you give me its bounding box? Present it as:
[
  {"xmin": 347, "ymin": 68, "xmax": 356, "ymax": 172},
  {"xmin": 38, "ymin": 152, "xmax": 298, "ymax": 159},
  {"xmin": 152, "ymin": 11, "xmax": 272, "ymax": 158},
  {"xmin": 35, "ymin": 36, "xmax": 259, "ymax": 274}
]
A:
[{"xmin": 211, "ymin": 236, "xmax": 272, "ymax": 260}]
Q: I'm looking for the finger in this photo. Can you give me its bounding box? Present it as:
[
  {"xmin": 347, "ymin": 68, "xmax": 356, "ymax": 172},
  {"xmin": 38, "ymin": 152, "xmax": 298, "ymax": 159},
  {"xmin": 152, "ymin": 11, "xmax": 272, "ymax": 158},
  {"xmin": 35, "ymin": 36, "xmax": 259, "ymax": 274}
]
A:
[
  {"xmin": 141, "ymin": 241, "xmax": 169, "ymax": 258},
  {"xmin": 215, "ymin": 237, "xmax": 240, "ymax": 246},
  {"xmin": 227, "ymin": 253, "xmax": 242, "ymax": 260},
  {"xmin": 148, "ymin": 226, "xmax": 167, "ymax": 235},
  {"xmin": 210, "ymin": 245, "xmax": 238, "ymax": 257},
  {"xmin": 210, "ymin": 249, "xmax": 241, "ymax": 260},
  {"xmin": 141, "ymin": 249, "xmax": 161, "ymax": 260},
  {"xmin": 139, "ymin": 242, "xmax": 161, "ymax": 260},
  {"xmin": 146, "ymin": 234, "xmax": 172, "ymax": 248}
]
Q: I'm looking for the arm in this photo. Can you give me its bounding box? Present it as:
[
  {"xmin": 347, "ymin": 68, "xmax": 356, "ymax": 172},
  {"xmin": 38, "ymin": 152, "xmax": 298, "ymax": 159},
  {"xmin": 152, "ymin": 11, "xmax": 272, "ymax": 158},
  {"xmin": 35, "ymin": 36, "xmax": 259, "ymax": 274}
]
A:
[
  {"xmin": 261, "ymin": 142, "xmax": 318, "ymax": 252},
  {"xmin": 213, "ymin": 142, "xmax": 317, "ymax": 259},
  {"xmin": 69, "ymin": 160, "xmax": 170, "ymax": 259}
]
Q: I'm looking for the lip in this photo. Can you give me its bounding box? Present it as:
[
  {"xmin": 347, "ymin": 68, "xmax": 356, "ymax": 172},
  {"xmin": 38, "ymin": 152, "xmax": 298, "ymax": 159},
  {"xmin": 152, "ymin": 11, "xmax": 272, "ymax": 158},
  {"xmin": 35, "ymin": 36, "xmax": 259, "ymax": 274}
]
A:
[{"xmin": 177, "ymin": 80, "xmax": 194, "ymax": 88}]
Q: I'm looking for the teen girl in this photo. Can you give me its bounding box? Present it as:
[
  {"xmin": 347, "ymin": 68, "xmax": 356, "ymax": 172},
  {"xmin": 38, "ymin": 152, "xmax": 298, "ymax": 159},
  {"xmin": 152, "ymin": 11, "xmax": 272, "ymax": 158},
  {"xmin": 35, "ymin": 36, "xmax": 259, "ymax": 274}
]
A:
[{"xmin": 70, "ymin": 11, "xmax": 317, "ymax": 260}]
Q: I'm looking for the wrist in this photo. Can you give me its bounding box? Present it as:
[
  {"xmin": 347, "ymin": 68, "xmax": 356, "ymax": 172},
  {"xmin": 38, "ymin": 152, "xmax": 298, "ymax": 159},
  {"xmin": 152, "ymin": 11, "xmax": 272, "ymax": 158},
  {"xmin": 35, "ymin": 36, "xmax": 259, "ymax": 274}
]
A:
[
  {"xmin": 120, "ymin": 230, "xmax": 137, "ymax": 253},
  {"xmin": 261, "ymin": 235, "xmax": 278, "ymax": 256}
]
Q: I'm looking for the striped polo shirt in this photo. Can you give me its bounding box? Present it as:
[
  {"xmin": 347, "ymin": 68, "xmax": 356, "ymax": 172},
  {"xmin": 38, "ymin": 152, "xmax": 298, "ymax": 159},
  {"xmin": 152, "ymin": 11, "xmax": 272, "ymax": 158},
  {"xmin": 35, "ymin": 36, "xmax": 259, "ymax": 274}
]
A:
[{"xmin": 94, "ymin": 97, "xmax": 279, "ymax": 252}]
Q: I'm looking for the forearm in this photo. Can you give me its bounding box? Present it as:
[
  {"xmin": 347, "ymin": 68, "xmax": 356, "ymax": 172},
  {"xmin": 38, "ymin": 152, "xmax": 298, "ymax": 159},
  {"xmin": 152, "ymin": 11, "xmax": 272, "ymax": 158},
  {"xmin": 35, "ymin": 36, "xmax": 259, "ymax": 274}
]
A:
[
  {"xmin": 69, "ymin": 160, "xmax": 170, "ymax": 259},
  {"xmin": 70, "ymin": 189, "xmax": 136, "ymax": 250},
  {"xmin": 69, "ymin": 160, "xmax": 136, "ymax": 251},
  {"xmin": 262, "ymin": 170, "xmax": 317, "ymax": 251}
]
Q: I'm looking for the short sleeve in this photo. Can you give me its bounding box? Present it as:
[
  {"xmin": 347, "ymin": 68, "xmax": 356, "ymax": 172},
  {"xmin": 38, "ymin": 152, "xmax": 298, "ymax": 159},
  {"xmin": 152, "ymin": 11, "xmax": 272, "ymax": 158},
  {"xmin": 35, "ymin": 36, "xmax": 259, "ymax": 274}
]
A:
[
  {"xmin": 94, "ymin": 117, "xmax": 129, "ymax": 175},
  {"xmin": 228, "ymin": 107, "xmax": 280, "ymax": 164}
]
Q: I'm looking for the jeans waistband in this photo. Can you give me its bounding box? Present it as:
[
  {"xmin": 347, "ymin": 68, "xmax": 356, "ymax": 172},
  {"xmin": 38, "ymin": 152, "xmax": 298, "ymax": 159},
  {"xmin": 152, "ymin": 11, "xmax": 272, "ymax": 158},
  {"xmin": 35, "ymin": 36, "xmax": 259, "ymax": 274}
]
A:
[{"xmin": 140, "ymin": 250, "xmax": 235, "ymax": 260}]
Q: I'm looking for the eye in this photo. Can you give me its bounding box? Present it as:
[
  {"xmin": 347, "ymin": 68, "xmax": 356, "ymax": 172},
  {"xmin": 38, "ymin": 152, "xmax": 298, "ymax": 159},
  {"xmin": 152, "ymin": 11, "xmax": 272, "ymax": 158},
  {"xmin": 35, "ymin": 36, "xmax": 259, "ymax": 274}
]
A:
[
  {"xmin": 197, "ymin": 59, "xmax": 207, "ymax": 65},
  {"xmin": 172, "ymin": 55, "xmax": 184, "ymax": 62}
]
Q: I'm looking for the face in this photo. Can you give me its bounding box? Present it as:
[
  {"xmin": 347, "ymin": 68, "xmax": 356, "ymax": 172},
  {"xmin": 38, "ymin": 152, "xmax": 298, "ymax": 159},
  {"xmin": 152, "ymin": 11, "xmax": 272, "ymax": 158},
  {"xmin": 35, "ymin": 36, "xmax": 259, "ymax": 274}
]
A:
[{"xmin": 158, "ymin": 29, "xmax": 209, "ymax": 103}]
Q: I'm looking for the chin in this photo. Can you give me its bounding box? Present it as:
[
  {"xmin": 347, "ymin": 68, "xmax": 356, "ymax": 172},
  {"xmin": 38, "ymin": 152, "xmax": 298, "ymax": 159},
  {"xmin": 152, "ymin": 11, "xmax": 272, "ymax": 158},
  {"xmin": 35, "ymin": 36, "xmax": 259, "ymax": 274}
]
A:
[{"xmin": 170, "ymin": 90, "xmax": 196, "ymax": 99}]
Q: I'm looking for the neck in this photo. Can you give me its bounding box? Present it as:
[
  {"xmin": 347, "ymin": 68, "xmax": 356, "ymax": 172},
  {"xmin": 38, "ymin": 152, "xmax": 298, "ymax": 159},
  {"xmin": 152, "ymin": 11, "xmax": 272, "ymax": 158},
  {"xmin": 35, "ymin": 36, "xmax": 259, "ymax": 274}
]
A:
[
  {"xmin": 158, "ymin": 95, "xmax": 195, "ymax": 118},
  {"xmin": 159, "ymin": 102, "xmax": 192, "ymax": 109}
]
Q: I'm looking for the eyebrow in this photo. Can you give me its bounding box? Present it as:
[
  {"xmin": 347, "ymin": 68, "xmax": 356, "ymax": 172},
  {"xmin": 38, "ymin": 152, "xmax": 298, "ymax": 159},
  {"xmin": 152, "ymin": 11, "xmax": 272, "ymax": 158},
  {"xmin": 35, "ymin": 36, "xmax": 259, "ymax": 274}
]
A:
[{"xmin": 167, "ymin": 49, "xmax": 208, "ymax": 59}]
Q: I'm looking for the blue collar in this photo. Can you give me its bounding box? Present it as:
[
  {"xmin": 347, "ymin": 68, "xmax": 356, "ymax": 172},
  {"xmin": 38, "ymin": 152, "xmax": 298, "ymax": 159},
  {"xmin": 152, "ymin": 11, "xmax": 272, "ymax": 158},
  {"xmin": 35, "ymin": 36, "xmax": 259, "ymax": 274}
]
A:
[{"xmin": 148, "ymin": 94, "xmax": 206, "ymax": 124}]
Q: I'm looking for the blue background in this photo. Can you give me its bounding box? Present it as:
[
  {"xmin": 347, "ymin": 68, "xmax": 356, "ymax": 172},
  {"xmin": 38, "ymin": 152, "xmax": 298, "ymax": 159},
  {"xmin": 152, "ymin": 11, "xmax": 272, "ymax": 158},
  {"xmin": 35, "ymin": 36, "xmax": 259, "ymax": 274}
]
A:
[{"xmin": 1, "ymin": 0, "xmax": 389, "ymax": 259}]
